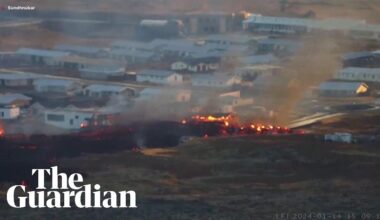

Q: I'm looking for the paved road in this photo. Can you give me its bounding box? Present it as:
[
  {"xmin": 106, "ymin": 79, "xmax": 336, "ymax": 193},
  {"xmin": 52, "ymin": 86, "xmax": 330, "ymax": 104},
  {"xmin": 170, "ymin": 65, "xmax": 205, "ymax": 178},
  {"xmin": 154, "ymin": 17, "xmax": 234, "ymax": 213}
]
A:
[{"xmin": 0, "ymin": 68, "xmax": 149, "ymax": 90}]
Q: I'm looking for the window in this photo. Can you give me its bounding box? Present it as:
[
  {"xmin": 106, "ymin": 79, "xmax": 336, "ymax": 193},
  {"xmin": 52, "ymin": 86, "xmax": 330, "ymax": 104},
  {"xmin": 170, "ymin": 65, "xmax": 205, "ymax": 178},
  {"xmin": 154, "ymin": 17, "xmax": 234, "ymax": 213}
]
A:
[{"xmin": 47, "ymin": 114, "xmax": 65, "ymax": 122}]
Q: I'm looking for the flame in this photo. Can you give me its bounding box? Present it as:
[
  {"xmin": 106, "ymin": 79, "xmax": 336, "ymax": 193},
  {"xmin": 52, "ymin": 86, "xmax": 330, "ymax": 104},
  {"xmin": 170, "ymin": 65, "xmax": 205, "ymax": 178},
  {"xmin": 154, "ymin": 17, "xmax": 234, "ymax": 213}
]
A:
[{"xmin": 0, "ymin": 127, "xmax": 4, "ymax": 137}]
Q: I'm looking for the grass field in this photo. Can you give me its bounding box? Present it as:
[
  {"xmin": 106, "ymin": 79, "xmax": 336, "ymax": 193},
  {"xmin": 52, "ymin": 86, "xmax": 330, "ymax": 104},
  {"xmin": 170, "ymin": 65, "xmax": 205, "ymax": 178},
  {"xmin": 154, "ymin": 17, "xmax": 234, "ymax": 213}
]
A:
[{"xmin": 1, "ymin": 134, "xmax": 379, "ymax": 219}]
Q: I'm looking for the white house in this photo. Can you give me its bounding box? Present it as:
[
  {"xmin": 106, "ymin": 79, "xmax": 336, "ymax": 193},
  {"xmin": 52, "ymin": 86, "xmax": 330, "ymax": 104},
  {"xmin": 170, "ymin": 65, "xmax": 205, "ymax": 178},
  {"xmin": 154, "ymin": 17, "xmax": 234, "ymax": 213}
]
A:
[
  {"xmin": 44, "ymin": 108, "xmax": 94, "ymax": 130},
  {"xmin": 191, "ymin": 74, "xmax": 241, "ymax": 88},
  {"xmin": 171, "ymin": 57, "xmax": 220, "ymax": 73},
  {"xmin": 235, "ymin": 65, "xmax": 281, "ymax": 78},
  {"xmin": 33, "ymin": 79, "xmax": 79, "ymax": 95},
  {"xmin": 0, "ymin": 72, "xmax": 36, "ymax": 87},
  {"xmin": 54, "ymin": 44, "xmax": 108, "ymax": 58},
  {"xmin": 16, "ymin": 48, "xmax": 69, "ymax": 65},
  {"xmin": 335, "ymin": 67, "xmax": 380, "ymax": 83},
  {"xmin": 318, "ymin": 81, "xmax": 369, "ymax": 97},
  {"xmin": 138, "ymin": 88, "xmax": 191, "ymax": 102},
  {"xmin": 79, "ymin": 66, "xmax": 125, "ymax": 80},
  {"xmin": 137, "ymin": 70, "xmax": 183, "ymax": 85},
  {"xmin": 110, "ymin": 49, "xmax": 156, "ymax": 64},
  {"xmin": 83, "ymin": 84, "xmax": 133, "ymax": 98},
  {"xmin": 239, "ymin": 54, "xmax": 278, "ymax": 66},
  {"xmin": 0, "ymin": 106, "xmax": 21, "ymax": 120}
]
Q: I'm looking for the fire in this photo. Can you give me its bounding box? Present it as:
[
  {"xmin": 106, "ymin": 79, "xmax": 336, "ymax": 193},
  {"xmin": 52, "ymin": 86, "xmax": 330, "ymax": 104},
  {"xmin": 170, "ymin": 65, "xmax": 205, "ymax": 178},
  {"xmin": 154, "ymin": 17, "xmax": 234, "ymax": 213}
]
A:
[
  {"xmin": 0, "ymin": 127, "xmax": 4, "ymax": 137},
  {"xmin": 183, "ymin": 113, "xmax": 293, "ymax": 136}
]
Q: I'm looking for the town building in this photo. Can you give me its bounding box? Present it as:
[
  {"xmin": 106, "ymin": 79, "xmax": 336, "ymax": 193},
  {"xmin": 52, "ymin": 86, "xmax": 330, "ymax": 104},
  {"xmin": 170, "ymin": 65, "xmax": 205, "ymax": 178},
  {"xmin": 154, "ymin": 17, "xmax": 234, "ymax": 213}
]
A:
[
  {"xmin": 243, "ymin": 14, "xmax": 380, "ymax": 41},
  {"xmin": 54, "ymin": 44, "xmax": 109, "ymax": 58},
  {"xmin": 343, "ymin": 51, "xmax": 380, "ymax": 68},
  {"xmin": 171, "ymin": 57, "xmax": 220, "ymax": 73},
  {"xmin": 318, "ymin": 81, "xmax": 369, "ymax": 97},
  {"xmin": 191, "ymin": 74, "xmax": 241, "ymax": 88},
  {"xmin": 136, "ymin": 70, "xmax": 183, "ymax": 85},
  {"xmin": 83, "ymin": 84, "xmax": 134, "ymax": 98},
  {"xmin": 0, "ymin": 93, "xmax": 32, "ymax": 108},
  {"xmin": 33, "ymin": 78, "xmax": 79, "ymax": 95},
  {"xmin": 16, "ymin": 48, "xmax": 69, "ymax": 65},
  {"xmin": 0, "ymin": 106, "xmax": 21, "ymax": 120},
  {"xmin": 138, "ymin": 88, "xmax": 191, "ymax": 103},
  {"xmin": 0, "ymin": 72, "xmax": 36, "ymax": 87},
  {"xmin": 335, "ymin": 67, "xmax": 380, "ymax": 83},
  {"xmin": 79, "ymin": 66, "xmax": 125, "ymax": 80}
]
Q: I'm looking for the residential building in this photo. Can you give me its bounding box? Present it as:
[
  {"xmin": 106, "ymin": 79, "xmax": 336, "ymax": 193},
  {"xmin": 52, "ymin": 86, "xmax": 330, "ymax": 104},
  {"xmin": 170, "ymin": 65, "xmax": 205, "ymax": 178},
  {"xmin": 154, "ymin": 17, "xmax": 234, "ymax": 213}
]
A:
[
  {"xmin": 83, "ymin": 84, "xmax": 134, "ymax": 98},
  {"xmin": 318, "ymin": 81, "xmax": 369, "ymax": 97},
  {"xmin": 335, "ymin": 67, "xmax": 380, "ymax": 82},
  {"xmin": 0, "ymin": 106, "xmax": 20, "ymax": 120},
  {"xmin": 0, "ymin": 93, "xmax": 32, "ymax": 107},
  {"xmin": 33, "ymin": 79, "xmax": 79, "ymax": 94},
  {"xmin": 16, "ymin": 48, "xmax": 69, "ymax": 65},
  {"xmin": 138, "ymin": 88, "xmax": 191, "ymax": 102},
  {"xmin": 79, "ymin": 66, "xmax": 125, "ymax": 80},
  {"xmin": 137, "ymin": 70, "xmax": 183, "ymax": 85},
  {"xmin": 191, "ymin": 74, "xmax": 241, "ymax": 88}
]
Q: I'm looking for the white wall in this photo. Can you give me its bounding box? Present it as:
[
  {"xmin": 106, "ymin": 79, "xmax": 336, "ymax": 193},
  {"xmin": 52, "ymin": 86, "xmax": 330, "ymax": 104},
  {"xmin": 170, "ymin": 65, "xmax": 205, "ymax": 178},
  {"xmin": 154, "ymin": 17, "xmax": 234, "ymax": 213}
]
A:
[
  {"xmin": 44, "ymin": 111, "xmax": 93, "ymax": 130},
  {"xmin": 0, "ymin": 107, "xmax": 20, "ymax": 119}
]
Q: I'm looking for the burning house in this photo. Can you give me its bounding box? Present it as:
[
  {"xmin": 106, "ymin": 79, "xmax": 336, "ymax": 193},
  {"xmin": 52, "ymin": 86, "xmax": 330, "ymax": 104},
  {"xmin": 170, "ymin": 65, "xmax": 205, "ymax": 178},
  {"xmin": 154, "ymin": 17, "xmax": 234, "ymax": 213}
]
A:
[
  {"xmin": 318, "ymin": 81, "xmax": 369, "ymax": 97},
  {"xmin": 0, "ymin": 93, "xmax": 32, "ymax": 108},
  {"xmin": 42, "ymin": 104, "xmax": 124, "ymax": 130},
  {"xmin": 0, "ymin": 106, "xmax": 21, "ymax": 120}
]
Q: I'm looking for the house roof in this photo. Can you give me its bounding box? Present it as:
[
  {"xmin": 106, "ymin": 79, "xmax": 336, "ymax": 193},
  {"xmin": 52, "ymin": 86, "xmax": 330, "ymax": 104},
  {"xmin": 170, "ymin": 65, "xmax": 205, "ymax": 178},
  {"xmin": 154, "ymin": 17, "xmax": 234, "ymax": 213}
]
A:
[
  {"xmin": 110, "ymin": 49, "xmax": 155, "ymax": 58},
  {"xmin": 343, "ymin": 51, "xmax": 374, "ymax": 60},
  {"xmin": 192, "ymin": 74, "xmax": 237, "ymax": 82},
  {"xmin": 33, "ymin": 78, "xmax": 76, "ymax": 87},
  {"xmin": 179, "ymin": 57, "xmax": 220, "ymax": 65},
  {"xmin": 54, "ymin": 55, "xmax": 119, "ymax": 66},
  {"xmin": 204, "ymin": 34, "xmax": 264, "ymax": 44},
  {"xmin": 85, "ymin": 84, "xmax": 128, "ymax": 93},
  {"xmin": 239, "ymin": 54, "xmax": 278, "ymax": 65},
  {"xmin": 258, "ymin": 38, "xmax": 301, "ymax": 48},
  {"xmin": 319, "ymin": 81, "xmax": 367, "ymax": 91},
  {"xmin": 138, "ymin": 70, "xmax": 177, "ymax": 77},
  {"xmin": 16, "ymin": 48, "xmax": 69, "ymax": 58},
  {"xmin": 80, "ymin": 66, "xmax": 125, "ymax": 74},
  {"xmin": 0, "ymin": 93, "xmax": 32, "ymax": 105},
  {"xmin": 111, "ymin": 40, "xmax": 156, "ymax": 51},
  {"xmin": 54, "ymin": 44, "xmax": 106, "ymax": 54},
  {"xmin": 339, "ymin": 67, "xmax": 380, "ymax": 75},
  {"xmin": 0, "ymin": 72, "xmax": 38, "ymax": 80}
]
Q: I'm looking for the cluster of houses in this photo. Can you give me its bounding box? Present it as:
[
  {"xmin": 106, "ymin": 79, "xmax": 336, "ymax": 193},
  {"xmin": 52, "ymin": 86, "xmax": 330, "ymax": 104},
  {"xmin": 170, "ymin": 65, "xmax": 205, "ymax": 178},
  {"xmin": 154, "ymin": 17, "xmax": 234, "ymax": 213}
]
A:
[{"xmin": 2, "ymin": 12, "xmax": 380, "ymax": 132}]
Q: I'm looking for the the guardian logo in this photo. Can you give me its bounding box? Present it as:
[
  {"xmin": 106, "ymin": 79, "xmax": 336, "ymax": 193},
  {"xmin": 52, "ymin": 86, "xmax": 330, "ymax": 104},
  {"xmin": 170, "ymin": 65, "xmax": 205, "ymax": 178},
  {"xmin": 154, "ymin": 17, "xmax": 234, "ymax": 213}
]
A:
[{"xmin": 7, "ymin": 166, "xmax": 137, "ymax": 208}]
